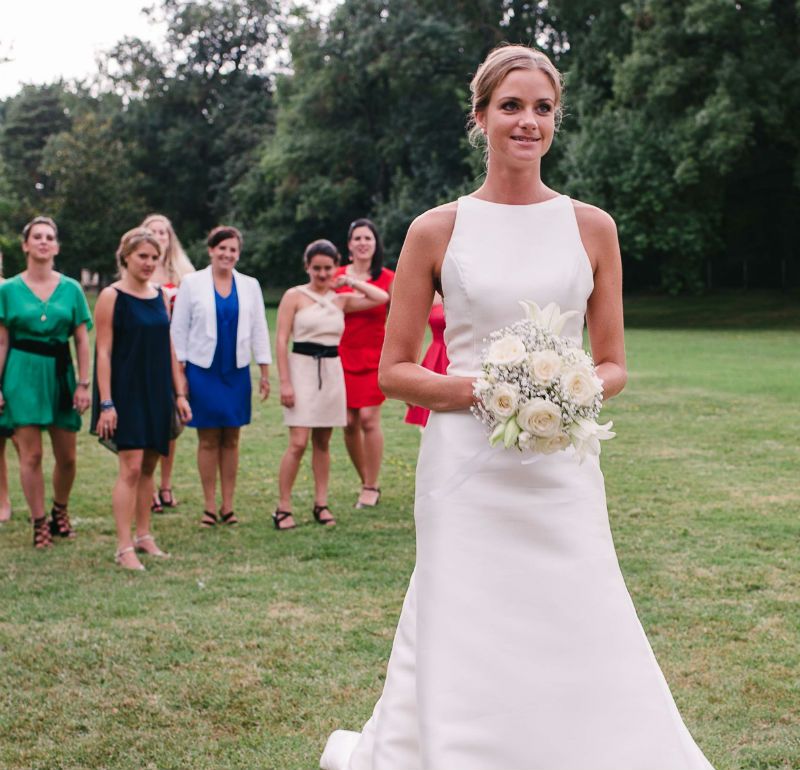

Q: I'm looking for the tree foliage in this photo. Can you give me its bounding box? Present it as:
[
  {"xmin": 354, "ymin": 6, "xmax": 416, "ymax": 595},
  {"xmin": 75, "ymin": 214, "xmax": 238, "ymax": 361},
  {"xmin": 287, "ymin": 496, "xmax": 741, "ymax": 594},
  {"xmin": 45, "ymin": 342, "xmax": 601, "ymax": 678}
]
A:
[
  {"xmin": 39, "ymin": 111, "xmax": 147, "ymax": 275},
  {"xmin": 553, "ymin": 0, "xmax": 800, "ymax": 291},
  {"xmin": 0, "ymin": 0, "xmax": 796, "ymax": 290}
]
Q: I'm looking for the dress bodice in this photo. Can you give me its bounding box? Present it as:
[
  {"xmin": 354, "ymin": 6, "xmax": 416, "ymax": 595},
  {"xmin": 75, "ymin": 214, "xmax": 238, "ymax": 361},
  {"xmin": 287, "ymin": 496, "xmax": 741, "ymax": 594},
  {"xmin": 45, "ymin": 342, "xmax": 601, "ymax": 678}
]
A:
[
  {"xmin": 292, "ymin": 288, "xmax": 345, "ymax": 346},
  {"xmin": 441, "ymin": 195, "xmax": 594, "ymax": 377}
]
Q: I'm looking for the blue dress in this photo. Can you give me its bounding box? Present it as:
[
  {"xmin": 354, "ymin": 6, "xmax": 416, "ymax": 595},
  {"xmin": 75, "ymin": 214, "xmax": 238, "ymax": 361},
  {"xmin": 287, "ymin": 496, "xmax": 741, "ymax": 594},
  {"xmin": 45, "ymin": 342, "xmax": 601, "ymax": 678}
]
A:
[
  {"xmin": 185, "ymin": 282, "xmax": 252, "ymax": 428},
  {"xmin": 91, "ymin": 289, "xmax": 172, "ymax": 455}
]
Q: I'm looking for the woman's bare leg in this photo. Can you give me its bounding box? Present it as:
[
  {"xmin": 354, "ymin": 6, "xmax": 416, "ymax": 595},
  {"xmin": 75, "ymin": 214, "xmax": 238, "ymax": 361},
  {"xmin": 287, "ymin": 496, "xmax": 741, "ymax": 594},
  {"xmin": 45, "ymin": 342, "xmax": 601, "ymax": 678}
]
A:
[
  {"xmin": 342, "ymin": 408, "xmax": 365, "ymax": 483},
  {"xmin": 135, "ymin": 449, "xmax": 166, "ymax": 554},
  {"xmin": 0, "ymin": 436, "xmax": 10, "ymax": 522},
  {"xmin": 311, "ymin": 427, "xmax": 335, "ymax": 524},
  {"xmin": 219, "ymin": 427, "xmax": 241, "ymax": 515},
  {"xmin": 114, "ymin": 449, "xmax": 145, "ymax": 569},
  {"xmin": 356, "ymin": 405, "xmax": 384, "ymax": 507},
  {"xmin": 311, "ymin": 428, "xmax": 333, "ymax": 506},
  {"xmin": 158, "ymin": 439, "xmax": 178, "ymax": 505},
  {"xmin": 14, "ymin": 426, "xmax": 45, "ymax": 521},
  {"xmin": 276, "ymin": 427, "xmax": 310, "ymax": 528},
  {"xmin": 48, "ymin": 426, "xmax": 77, "ymax": 507},
  {"xmin": 196, "ymin": 428, "xmax": 222, "ymax": 513}
]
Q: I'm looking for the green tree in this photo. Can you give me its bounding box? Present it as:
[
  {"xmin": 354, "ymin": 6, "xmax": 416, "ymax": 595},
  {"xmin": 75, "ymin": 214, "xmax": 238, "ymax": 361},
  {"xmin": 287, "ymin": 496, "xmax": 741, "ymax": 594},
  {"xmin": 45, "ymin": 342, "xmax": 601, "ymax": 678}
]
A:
[
  {"xmin": 0, "ymin": 152, "xmax": 23, "ymax": 277},
  {"xmin": 0, "ymin": 83, "xmax": 72, "ymax": 210},
  {"xmin": 554, "ymin": 0, "xmax": 800, "ymax": 291},
  {"xmin": 102, "ymin": 0, "xmax": 284, "ymax": 246},
  {"xmin": 234, "ymin": 0, "xmax": 485, "ymax": 284},
  {"xmin": 39, "ymin": 112, "xmax": 147, "ymax": 276}
]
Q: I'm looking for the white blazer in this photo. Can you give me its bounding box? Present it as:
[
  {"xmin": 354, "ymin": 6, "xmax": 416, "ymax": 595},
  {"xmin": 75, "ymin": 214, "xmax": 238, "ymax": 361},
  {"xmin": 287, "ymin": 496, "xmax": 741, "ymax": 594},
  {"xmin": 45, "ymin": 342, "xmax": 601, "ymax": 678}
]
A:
[{"xmin": 171, "ymin": 266, "xmax": 272, "ymax": 368}]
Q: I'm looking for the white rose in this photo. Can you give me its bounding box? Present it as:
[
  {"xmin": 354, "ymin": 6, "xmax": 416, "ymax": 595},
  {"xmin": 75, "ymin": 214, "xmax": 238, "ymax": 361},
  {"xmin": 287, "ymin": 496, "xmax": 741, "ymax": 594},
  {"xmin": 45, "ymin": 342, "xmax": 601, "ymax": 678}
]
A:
[
  {"xmin": 486, "ymin": 383, "xmax": 519, "ymax": 419},
  {"xmin": 561, "ymin": 367, "xmax": 603, "ymax": 407},
  {"xmin": 516, "ymin": 398, "xmax": 563, "ymax": 438},
  {"xmin": 533, "ymin": 433, "xmax": 570, "ymax": 455},
  {"xmin": 487, "ymin": 335, "xmax": 526, "ymax": 366},
  {"xmin": 529, "ymin": 350, "xmax": 562, "ymax": 384}
]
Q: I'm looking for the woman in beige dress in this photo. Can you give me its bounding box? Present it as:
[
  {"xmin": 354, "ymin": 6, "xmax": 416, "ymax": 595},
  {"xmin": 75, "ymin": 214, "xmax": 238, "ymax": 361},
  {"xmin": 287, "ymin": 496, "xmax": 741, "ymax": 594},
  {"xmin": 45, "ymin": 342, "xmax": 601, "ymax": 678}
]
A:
[{"xmin": 274, "ymin": 239, "xmax": 389, "ymax": 530}]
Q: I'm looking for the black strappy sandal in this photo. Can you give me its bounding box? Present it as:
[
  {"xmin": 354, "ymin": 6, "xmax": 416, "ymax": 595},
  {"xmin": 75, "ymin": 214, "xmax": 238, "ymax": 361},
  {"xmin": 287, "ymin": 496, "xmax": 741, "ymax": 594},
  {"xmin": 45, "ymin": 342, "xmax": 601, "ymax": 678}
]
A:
[
  {"xmin": 33, "ymin": 516, "xmax": 53, "ymax": 549},
  {"xmin": 49, "ymin": 501, "xmax": 76, "ymax": 539},
  {"xmin": 219, "ymin": 510, "xmax": 239, "ymax": 526},
  {"xmin": 313, "ymin": 504, "xmax": 336, "ymax": 526},
  {"xmin": 200, "ymin": 510, "xmax": 218, "ymax": 528},
  {"xmin": 272, "ymin": 509, "xmax": 296, "ymax": 531},
  {"xmin": 159, "ymin": 488, "xmax": 178, "ymax": 508}
]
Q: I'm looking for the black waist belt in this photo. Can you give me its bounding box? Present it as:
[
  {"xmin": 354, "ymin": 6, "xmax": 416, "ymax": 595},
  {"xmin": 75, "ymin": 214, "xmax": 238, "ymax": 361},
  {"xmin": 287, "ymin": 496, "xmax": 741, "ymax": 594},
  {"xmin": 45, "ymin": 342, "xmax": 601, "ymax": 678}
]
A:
[
  {"xmin": 11, "ymin": 338, "xmax": 72, "ymax": 411},
  {"xmin": 292, "ymin": 342, "xmax": 339, "ymax": 390}
]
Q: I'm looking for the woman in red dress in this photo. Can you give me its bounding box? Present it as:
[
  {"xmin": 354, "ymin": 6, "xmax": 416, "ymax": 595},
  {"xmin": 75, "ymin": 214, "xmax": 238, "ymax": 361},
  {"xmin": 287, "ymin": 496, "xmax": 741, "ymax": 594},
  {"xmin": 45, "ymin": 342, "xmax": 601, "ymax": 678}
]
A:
[
  {"xmin": 404, "ymin": 294, "xmax": 448, "ymax": 428},
  {"xmin": 335, "ymin": 219, "xmax": 393, "ymax": 508}
]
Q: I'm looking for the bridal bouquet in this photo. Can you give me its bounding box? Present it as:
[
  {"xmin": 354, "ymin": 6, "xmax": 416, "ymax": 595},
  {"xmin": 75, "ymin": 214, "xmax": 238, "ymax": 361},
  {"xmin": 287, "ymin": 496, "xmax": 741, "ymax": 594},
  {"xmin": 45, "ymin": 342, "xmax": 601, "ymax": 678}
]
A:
[{"xmin": 472, "ymin": 301, "xmax": 615, "ymax": 461}]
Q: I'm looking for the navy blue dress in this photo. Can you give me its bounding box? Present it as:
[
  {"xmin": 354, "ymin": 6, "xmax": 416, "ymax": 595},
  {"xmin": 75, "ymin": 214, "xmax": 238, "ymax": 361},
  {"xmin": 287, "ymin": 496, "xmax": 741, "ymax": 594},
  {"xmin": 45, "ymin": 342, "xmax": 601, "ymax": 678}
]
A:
[
  {"xmin": 185, "ymin": 282, "xmax": 251, "ymax": 428},
  {"xmin": 92, "ymin": 289, "xmax": 173, "ymax": 455}
]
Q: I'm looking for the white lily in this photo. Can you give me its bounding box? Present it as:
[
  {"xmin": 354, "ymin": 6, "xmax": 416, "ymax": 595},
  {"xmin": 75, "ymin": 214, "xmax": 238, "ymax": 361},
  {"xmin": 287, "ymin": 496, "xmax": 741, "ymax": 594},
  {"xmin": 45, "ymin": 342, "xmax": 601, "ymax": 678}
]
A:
[
  {"xmin": 569, "ymin": 417, "xmax": 616, "ymax": 461},
  {"xmin": 519, "ymin": 300, "xmax": 581, "ymax": 335}
]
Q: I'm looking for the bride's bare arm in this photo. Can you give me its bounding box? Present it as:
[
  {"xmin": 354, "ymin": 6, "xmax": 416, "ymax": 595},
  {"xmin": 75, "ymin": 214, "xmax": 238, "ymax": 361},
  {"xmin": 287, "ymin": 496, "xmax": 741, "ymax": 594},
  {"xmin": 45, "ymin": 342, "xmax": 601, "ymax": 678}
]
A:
[
  {"xmin": 379, "ymin": 204, "xmax": 474, "ymax": 411},
  {"xmin": 573, "ymin": 201, "xmax": 627, "ymax": 400}
]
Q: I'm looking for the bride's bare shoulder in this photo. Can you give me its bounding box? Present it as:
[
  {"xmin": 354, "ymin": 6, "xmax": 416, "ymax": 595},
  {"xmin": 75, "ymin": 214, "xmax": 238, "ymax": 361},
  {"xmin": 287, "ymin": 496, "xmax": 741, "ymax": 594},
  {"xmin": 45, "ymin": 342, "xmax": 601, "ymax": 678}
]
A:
[
  {"xmin": 404, "ymin": 201, "xmax": 459, "ymax": 254},
  {"xmin": 570, "ymin": 199, "xmax": 618, "ymax": 240}
]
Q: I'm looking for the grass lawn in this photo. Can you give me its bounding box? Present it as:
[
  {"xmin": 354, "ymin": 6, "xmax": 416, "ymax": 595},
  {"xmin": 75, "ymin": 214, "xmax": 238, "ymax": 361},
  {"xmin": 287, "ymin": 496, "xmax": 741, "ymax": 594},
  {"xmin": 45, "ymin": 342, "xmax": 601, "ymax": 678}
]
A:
[{"xmin": 0, "ymin": 292, "xmax": 798, "ymax": 770}]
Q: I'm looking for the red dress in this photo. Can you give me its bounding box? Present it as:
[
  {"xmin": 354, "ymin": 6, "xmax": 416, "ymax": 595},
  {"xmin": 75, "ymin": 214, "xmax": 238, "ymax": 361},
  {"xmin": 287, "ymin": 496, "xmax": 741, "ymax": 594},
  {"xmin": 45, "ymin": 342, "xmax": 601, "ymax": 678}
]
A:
[
  {"xmin": 405, "ymin": 303, "xmax": 449, "ymax": 427},
  {"xmin": 335, "ymin": 266, "xmax": 394, "ymax": 408}
]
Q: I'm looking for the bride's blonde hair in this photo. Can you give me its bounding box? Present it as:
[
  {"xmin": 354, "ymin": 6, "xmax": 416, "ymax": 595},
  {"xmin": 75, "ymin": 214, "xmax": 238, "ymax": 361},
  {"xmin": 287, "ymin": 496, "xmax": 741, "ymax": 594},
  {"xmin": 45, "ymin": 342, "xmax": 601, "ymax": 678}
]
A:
[
  {"xmin": 141, "ymin": 213, "xmax": 195, "ymax": 284},
  {"xmin": 468, "ymin": 44, "xmax": 564, "ymax": 148}
]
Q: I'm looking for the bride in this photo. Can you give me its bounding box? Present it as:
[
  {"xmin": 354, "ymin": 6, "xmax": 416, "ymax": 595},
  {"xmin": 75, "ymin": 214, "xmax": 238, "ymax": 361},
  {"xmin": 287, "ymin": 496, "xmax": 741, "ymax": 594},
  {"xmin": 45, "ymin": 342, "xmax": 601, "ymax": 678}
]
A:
[{"xmin": 321, "ymin": 44, "xmax": 715, "ymax": 770}]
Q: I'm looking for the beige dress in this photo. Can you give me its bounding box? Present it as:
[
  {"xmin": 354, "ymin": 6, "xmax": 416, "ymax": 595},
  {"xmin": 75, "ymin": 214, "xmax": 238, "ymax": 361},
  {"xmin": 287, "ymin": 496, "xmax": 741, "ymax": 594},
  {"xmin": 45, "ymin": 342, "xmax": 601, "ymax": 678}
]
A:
[{"xmin": 283, "ymin": 287, "xmax": 347, "ymax": 428}]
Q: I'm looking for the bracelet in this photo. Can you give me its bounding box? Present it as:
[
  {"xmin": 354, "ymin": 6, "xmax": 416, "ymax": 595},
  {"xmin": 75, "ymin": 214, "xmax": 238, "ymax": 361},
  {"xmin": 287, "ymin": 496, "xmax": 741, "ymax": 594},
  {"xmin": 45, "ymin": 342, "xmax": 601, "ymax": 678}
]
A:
[
  {"xmin": 77, "ymin": 380, "xmax": 90, "ymax": 388},
  {"xmin": 100, "ymin": 399, "xmax": 115, "ymax": 411},
  {"xmin": 175, "ymin": 393, "xmax": 188, "ymax": 399}
]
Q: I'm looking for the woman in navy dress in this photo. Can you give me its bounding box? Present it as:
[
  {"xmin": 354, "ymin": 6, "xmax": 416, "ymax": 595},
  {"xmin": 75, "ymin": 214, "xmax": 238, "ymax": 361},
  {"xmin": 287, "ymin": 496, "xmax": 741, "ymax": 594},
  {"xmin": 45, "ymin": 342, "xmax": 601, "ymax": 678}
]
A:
[
  {"xmin": 140, "ymin": 212, "xmax": 195, "ymax": 513},
  {"xmin": 93, "ymin": 228, "xmax": 191, "ymax": 571},
  {"xmin": 171, "ymin": 226, "xmax": 272, "ymax": 527}
]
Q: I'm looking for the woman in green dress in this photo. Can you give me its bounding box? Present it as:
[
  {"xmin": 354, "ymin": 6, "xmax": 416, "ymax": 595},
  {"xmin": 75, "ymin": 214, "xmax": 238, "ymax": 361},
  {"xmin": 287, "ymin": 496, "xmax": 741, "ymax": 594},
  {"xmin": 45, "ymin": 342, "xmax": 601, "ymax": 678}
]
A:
[
  {"xmin": 0, "ymin": 270, "xmax": 11, "ymax": 524},
  {"xmin": 0, "ymin": 217, "xmax": 92, "ymax": 548}
]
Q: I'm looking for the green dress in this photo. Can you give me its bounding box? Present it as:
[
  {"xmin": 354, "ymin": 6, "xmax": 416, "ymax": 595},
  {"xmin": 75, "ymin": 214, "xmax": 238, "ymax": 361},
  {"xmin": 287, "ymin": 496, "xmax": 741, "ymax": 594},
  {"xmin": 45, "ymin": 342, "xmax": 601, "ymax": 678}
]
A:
[{"xmin": 0, "ymin": 274, "xmax": 92, "ymax": 432}]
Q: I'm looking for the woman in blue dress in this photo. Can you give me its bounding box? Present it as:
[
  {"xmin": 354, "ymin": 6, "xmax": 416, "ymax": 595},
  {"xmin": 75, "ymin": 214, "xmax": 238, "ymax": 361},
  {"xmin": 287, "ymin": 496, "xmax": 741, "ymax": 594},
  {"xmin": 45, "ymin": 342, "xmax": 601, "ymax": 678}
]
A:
[{"xmin": 171, "ymin": 226, "xmax": 272, "ymax": 527}]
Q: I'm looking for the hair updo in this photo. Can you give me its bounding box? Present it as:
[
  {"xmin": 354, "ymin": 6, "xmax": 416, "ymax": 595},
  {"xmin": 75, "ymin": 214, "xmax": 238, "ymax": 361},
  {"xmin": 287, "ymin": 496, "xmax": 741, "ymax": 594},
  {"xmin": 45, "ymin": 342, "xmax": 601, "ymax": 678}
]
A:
[
  {"xmin": 207, "ymin": 226, "xmax": 243, "ymax": 250},
  {"xmin": 22, "ymin": 216, "xmax": 58, "ymax": 242},
  {"xmin": 468, "ymin": 44, "xmax": 564, "ymax": 147},
  {"xmin": 116, "ymin": 227, "xmax": 161, "ymax": 270},
  {"xmin": 303, "ymin": 239, "xmax": 340, "ymax": 267}
]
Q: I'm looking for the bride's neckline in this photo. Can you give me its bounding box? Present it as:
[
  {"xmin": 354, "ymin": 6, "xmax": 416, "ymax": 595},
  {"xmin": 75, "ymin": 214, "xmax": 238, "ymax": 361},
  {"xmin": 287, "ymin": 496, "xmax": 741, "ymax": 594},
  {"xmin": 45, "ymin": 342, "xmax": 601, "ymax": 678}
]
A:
[{"xmin": 465, "ymin": 194, "xmax": 564, "ymax": 208}]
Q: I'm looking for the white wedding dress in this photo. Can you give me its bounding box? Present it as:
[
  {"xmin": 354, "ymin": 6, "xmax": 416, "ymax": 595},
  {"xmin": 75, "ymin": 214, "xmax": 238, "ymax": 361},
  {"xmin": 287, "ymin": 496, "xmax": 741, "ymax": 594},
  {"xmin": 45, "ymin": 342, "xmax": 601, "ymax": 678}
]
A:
[{"xmin": 321, "ymin": 195, "xmax": 714, "ymax": 770}]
